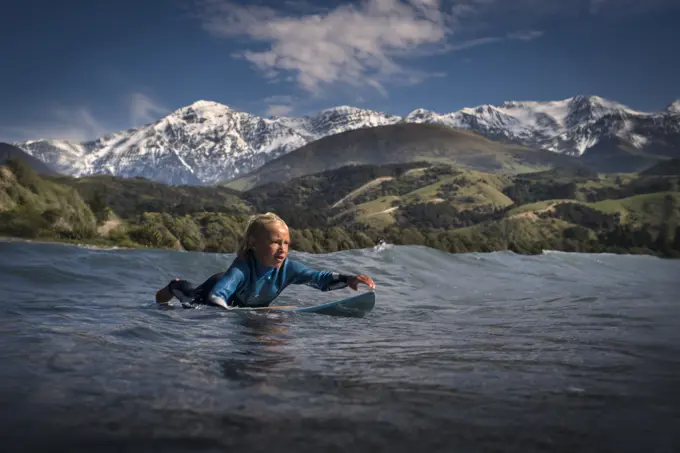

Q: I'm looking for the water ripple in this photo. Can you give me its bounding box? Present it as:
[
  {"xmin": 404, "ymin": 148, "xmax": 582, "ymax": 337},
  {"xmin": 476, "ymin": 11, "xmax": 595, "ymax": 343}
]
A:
[{"xmin": 1, "ymin": 240, "xmax": 680, "ymax": 452}]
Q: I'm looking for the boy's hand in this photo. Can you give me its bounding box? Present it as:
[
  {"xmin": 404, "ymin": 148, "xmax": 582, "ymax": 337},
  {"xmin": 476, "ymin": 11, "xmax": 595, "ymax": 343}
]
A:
[
  {"xmin": 348, "ymin": 274, "xmax": 376, "ymax": 290},
  {"xmin": 208, "ymin": 294, "xmax": 229, "ymax": 309}
]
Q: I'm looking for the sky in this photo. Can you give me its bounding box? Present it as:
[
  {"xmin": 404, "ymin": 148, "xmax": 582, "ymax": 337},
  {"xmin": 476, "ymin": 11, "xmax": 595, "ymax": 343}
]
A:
[{"xmin": 1, "ymin": 0, "xmax": 679, "ymax": 142}]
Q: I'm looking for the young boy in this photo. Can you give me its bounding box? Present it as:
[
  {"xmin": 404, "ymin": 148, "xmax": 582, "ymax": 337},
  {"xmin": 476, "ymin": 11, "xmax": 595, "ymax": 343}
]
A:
[{"xmin": 155, "ymin": 212, "xmax": 375, "ymax": 309}]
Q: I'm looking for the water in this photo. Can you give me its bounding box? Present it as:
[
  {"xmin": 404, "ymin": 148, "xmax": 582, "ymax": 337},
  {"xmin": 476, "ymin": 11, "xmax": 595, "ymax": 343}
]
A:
[{"xmin": 1, "ymin": 239, "xmax": 679, "ymax": 453}]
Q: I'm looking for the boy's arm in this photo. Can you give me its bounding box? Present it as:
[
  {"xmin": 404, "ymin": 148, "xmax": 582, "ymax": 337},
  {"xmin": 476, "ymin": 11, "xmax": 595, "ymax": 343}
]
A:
[
  {"xmin": 287, "ymin": 260, "xmax": 356, "ymax": 292},
  {"xmin": 208, "ymin": 267, "xmax": 245, "ymax": 308}
]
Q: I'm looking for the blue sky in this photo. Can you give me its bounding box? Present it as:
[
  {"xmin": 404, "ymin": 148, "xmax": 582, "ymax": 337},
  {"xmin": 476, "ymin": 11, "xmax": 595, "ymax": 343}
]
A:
[{"xmin": 1, "ymin": 0, "xmax": 679, "ymax": 142}]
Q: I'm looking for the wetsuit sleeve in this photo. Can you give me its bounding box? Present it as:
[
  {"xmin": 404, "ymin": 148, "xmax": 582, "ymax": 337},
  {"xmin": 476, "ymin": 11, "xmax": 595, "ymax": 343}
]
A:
[
  {"xmin": 208, "ymin": 266, "xmax": 245, "ymax": 307},
  {"xmin": 287, "ymin": 260, "xmax": 351, "ymax": 292}
]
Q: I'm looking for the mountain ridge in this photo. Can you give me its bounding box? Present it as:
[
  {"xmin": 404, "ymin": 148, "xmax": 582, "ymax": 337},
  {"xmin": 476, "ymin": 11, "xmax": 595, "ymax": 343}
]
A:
[
  {"xmin": 0, "ymin": 142, "xmax": 57, "ymax": 175},
  {"xmin": 13, "ymin": 95, "xmax": 680, "ymax": 186},
  {"xmin": 223, "ymin": 122, "xmax": 585, "ymax": 190}
]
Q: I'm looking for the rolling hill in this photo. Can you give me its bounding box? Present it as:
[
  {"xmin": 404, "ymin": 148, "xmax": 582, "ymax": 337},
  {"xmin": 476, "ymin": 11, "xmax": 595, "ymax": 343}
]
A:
[
  {"xmin": 3, "ymin": 155, "xmax": 679, "ymax": 257},
  {"xmin": 0, "ymin": 143, "xmax": 56, "ymax": 175},
  {"xmin": 47, "ymin": 174, "xmax": 251, "ymax": 219},
  {"xmin": 224, "ymin": 123, "xmax": 584, "ymax": 190}
]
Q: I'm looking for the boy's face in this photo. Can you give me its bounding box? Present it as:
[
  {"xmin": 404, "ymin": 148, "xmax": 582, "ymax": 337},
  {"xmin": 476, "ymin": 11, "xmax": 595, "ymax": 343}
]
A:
[{"xmin": 252, "ymin": 221, "xmax": 290, "ymax": 268}]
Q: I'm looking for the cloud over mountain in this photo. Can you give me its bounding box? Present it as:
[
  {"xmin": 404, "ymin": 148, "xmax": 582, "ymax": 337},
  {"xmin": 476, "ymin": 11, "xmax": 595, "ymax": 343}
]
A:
[{"xmin": 196, "ymin": 0, "xmax": 456, "ymax": 95}]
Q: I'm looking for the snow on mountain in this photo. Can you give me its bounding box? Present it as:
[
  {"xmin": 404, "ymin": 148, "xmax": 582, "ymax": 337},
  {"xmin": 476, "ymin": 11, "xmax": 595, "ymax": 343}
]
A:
[
  {"xmin": 19, "ymin": 101, "xmax": 313, "ymax": 185},
  {"xmin": 14, "ymin": 95, "xmax": 680, "ymax": 185},
  {"xmin": 18, "ymin": 139, "xmax": 90, "ymax": 175},
  {"xmin": 403, "ymin": 95, "xmax": 657, "ymax": 155},
  {"xmin": 294, "ymin": 105, "xmax": 402, "ymax": 137},
  {"xmin": 16, "ymin": 102, "xmax": 402, "ymax": 185},
  {"xmin": 667, "ymin": 100, "xmax": 680, "ymax": 115}
]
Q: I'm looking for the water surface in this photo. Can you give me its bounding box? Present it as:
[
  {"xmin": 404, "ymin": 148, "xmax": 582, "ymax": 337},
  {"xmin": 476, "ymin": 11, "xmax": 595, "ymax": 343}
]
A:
[{"xmin": 1, "ymin": 240, "xmax": 679, "ymax": 452}]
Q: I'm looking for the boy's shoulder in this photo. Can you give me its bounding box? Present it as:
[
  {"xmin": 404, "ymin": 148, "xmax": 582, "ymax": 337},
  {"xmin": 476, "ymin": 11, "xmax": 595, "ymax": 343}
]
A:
[{"xmin": 226, "ymin": 254, "xmax": 252, "ymax": 275}]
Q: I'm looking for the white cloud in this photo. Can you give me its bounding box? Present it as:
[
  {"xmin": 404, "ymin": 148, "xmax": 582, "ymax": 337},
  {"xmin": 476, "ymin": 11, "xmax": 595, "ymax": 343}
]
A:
[
  {"xmin": 443, "ymin": 36, "xmax": 503, "ymax": 51},
  {"xmin": 128, "ymin": 93, "xmax": 168, "ymax": 126},
  {"xmin": 1, "ymin": 93, "xmax": 169, "ymax": 143},
  {"xmin": 196, "ymin": 0, "xmax": 453, "ymax": 95},
  {"xmin": 261, "ymin": 95, "xmax": 297, "ymax": 117},
  {"xmin": 1, "ymin": 106, "xmax": 109, "ymax": 142},
  {"xmin": 417, "ymin": 29, "xmax": 543, "ymax": 55},
  {"xmin": 265, "ymin": 104, "xmax": 295, "ymax": 117},
  {"xmin": 194, "ymin": 0, "xmax": 675, "ymax": 97}
]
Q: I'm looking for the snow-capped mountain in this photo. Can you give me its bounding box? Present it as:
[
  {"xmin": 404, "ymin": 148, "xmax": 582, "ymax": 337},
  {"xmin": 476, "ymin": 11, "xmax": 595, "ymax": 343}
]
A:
[
  {"xmin": 14, "ymin": 95, "xmax": 680, "ymax": 185},
  {"xmin": 404, "ymin": 95, "xmax": 678, "ymax": 156},
  {"xmin": 666, "ymin": 100, "xmax": 680, "ymax": 115},
  {"xmin": 278, "ymin": 105, "xmax": 402, "ymax": 138},
  {"xmin": 16, "ymin": 101, "xmax": 401, "ymax": 185}
]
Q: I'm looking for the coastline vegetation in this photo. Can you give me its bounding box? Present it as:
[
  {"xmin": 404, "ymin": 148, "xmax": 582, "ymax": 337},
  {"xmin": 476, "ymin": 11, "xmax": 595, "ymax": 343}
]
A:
[{"xmin": 2, "ymin": 157, "xmax": 680, "ymax": 258}]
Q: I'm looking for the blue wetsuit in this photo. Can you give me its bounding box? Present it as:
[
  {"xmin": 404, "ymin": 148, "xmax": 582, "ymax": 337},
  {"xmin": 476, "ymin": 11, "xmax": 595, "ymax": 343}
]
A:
[{"xmin": 166, "ymin": 251, "xmax": 351, "ymax": 308}]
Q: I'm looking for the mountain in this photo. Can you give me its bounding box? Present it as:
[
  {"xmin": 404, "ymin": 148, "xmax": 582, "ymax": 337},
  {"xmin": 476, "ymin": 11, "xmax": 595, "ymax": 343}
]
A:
[
  {"xmin": 16, "ymin": 102, "xmax": 400, "ymax": 186},
  {"xmin": 225, "ymin": 123, "xmax": 584, "ymax": 190},
  {"xmin": 640, "ymin": 158, "xmax": 680, "ymax": 176},
  {"xmin": 0, "ymin": 142, "xmax": 56, "ymax": 175},
  {"xmin": 14, "ymin": 95, "xmax": 679, "ymax": 185},
  {"xmin": 405, "ymin": 96, "xmax": 679, "ymax": 159},
  {"xmin": 666, "ymin": 100, "xmax": 680, "ymax": 115}
]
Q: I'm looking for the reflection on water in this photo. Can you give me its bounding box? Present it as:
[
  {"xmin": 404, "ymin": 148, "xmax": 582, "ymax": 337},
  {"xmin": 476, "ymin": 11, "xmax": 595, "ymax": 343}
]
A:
[{"xmin": 220, "ymin": 315, "xmax": 295, "ymax": 384}]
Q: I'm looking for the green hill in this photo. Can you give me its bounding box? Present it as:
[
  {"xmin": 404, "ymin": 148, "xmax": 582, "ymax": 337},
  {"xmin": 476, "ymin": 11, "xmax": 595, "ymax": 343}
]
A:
[
  {"xmin": 0, "ymin": 158, "xmax": 97, "ymax": 240},
  {"xmin": 48, "ymin": 173, "xmax": 252, "ymax": 219},
  {"xmin": 590, "ymin": 192, "xmax": 680, "ymax": 226},
  {"xmin": 242, "ymin": 162, "xmax": 428, "ymax": 228},
  {"xmin": 3, "ymin": 157, "xmax": 680, "ymax": 258},
  {"xmin": 244, "ymin": 163, "xmax": 515, "ymax": 230},
  {"xmin": 505, "ymin": 192, "xmax": 680, "ymax": 227},
  {"xmin": 0, "ymin": 142, "xmax": 56, "ymax": 175},
  {"xmin": 224, "ymin": 123, "xmax": 584, "ymax": 190}
]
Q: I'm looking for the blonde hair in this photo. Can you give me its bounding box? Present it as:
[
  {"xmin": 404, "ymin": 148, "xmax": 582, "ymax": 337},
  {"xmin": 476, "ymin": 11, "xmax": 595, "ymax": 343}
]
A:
[{"xmin": 237, "ymin": 212, "xmax": 288, "ymax": 258}]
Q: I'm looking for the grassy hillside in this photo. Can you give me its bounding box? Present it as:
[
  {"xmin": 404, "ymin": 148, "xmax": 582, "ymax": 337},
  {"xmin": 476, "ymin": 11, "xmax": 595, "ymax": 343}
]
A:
[
  {"xmin": 590, "ymin": 192, "xmax": 680, "ymax": 226},
  {"xmin": 0, "ymin": 158, "xmax": 97, "ymax": 240},
  {"xmin": 505, "ymin": 192, "xmax": 680, "ymax": 227},
  {"xmin": 3, "ymin": 158, "xmax": 680, "ymax": 258},
  {"xmin": 245, "ymin": 162, "xmax": 680, "ymax": 256},
  {"xmin": 49, "ymin": 173, "xmax": 252, "ymax": 219},
  {"xmin": 224, "ymin": 123, "xmax": 584, "ymax": 190},
  {"xmin": 245, "ymin": 163, "xmax": 515, "ymax": 230},
  {"xmin": 242, "ymin": 162, "xmax": 428, "ymax": 228}
]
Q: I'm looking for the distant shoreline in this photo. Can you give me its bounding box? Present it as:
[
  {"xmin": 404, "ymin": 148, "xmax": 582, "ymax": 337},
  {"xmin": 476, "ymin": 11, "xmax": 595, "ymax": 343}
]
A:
[
  {"xmin": 0, "ymin": 235, "xmax": 135, "ymax": 252},
  {"xmin": 2, "ymin": 234, "xmax": 673, "ymax": 259},
  {"xmin": 4, "ymin": 155, "xmax": 680, "ymax": 262}
]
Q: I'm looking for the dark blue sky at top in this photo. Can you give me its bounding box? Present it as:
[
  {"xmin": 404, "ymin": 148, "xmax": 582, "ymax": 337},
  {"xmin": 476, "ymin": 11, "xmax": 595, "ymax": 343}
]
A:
[{"xmin": 1, "ymin": 0, "xmax": 678, "ymax": 142}]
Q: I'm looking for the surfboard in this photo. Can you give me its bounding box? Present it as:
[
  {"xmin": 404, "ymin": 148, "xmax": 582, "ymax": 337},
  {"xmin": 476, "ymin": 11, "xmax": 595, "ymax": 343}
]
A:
[{"xmin": 228, "ymin": 291, "xmax": 376, "ymax": 318}]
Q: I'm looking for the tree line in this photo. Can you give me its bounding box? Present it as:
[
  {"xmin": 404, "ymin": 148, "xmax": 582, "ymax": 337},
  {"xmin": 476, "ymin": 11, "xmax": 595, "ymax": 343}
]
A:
[{"xmin": 2, "ymin": 157, "xmax": 680, "ymax": 258}]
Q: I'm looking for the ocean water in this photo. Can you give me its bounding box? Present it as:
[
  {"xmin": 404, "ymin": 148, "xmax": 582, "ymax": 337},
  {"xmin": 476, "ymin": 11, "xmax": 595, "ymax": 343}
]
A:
[{"xmin": 1, "ymin": 239, "xmax": 679, "ymax": 453}]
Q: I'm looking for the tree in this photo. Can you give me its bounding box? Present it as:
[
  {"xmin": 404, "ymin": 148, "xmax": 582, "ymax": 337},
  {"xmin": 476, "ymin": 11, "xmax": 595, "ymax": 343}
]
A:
[{"xmin": 87, "ymin": 189, "xmax": 109, "ymax": 222}]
